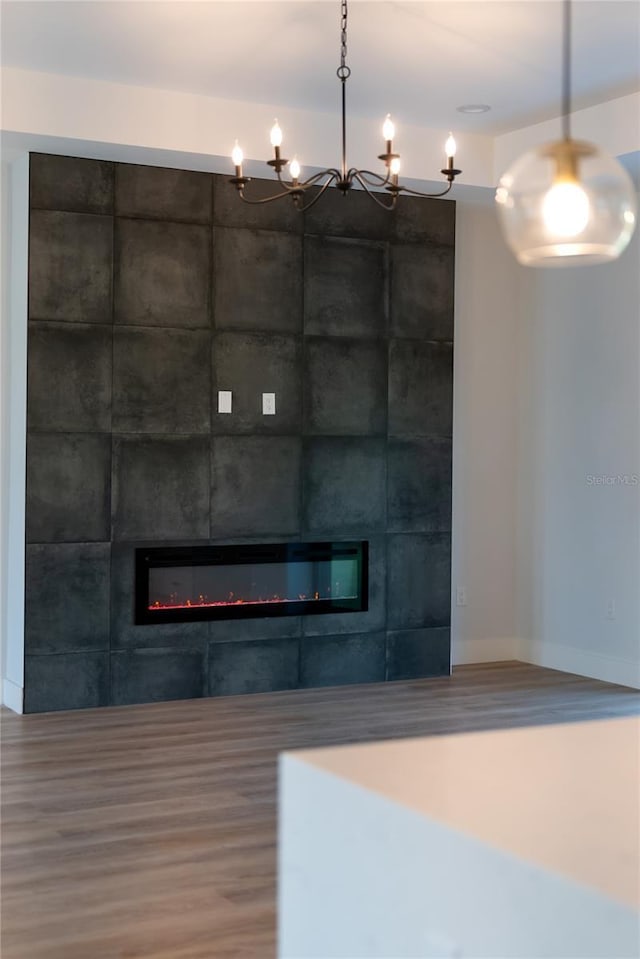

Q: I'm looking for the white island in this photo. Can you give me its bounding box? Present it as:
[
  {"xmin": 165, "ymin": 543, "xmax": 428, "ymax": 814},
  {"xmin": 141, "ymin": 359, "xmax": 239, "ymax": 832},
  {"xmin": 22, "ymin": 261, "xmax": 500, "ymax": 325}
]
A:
[{"xmin": 279, "ymin": 716, "xmax": 639, "ymax": 958}]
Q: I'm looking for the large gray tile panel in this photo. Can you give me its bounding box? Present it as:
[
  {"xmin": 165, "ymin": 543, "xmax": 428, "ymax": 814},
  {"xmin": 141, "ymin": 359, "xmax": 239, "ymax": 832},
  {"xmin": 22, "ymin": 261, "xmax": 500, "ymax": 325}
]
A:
[
  {"xmin": 388, "ymin": 339, "xmax": 453, "ymax": 437},
  {"xmin": 304, "ymin": 337, "xmax": 387, "ymax": 436},
  {"xmin": 213, "ymin": 174, "xmax": 303, "ymax": 234},
  {"xmin": 388, "ymin": 437, "xmax": 452, "ymax": 533},
  {"xmin": 27, "ymin": 322, "xmax": 112, "ymax": 432},
  {"xmin": 111, "ymin": 648, "xmax": 205, "ymax": 705},
  {"xmin": 26, "ymin": 433, "xmax": 111, "ymax": 543},
  {"xmin": 25, "ymin": 543, "xmax": 110, "ymax": 654},
  {"xmin": 24, "ymin": 652, "xmax": 109, "ymax": 713},
  {"xmin": 394, "ymin": 196, "xmax": 456, "ymax": 247},
  {"xmin": 114, "ymin": 218, "xmax": 211, "ymax": 328},
  {"xmin": 113, "ymin": 327, "xmax": 210, "ymax": 434},
  {"xmin": 390, "ymin": 243, "xmax": 454, "ymax": 341},
  {"xmin": 29, "ymin": 211, "xmax": 113, "ymax": 324},
  {"xmin": 304, "ymin": 236, "xmax": 388, "ymax": 338},
  {"xmin": 304, "ymin": 437, "xmax": 386, "ymax": 533},
  {"xmin": 115, "ymin": 164, "xmax": 212, "ymax": 223},
  {"xmin": 112, "ymin": 436, "xmax": 210, "ymax": 541},
  {"xmin": 110, "ymin": 542, "xmax": 210, "ymax": 649},
  {"xmin": 214, "ymin": 227, "xmax": 302, "ymax": 333},
  {"xmin": 300, "ymin": 632, "xmax": 386, "ymax": 688},
  {"xmin": 209, "ymin": 615, "xmax": 302, "ymax": 644},
  {"xmin": 302, "ymin": 534, "xmax": 386, "ymax": 637},
  {"xmin": 30, "ymin": 154, "xmax": 114, "ymax": 215},
  {"xmin": 304, "ymin": 184, "xmax": 393, "ymax": 240},
  {"xmin": 387, "ymin": 533, "xmax": 451, "ymax": 629},
  {"xmin": 211, "ymin": 436, "xmax": 301, "ymax": 537},
  {"xmin": 212, "ymin": 332, "xmax": 301, "ymax": 434},
  {"xmin": 386, "ymin": 627, "xmax": 450, "ymax": 680},
  {"xmin": 208, "ymin": 638, "xmax": 299, "ymax": 696}
]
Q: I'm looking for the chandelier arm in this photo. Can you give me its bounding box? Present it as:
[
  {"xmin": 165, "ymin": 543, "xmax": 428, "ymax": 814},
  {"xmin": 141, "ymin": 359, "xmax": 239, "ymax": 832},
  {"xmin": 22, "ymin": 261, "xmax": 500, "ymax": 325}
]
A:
[
  {"xmin": 301, "ymin": 169, "xmax": 342, "ymax": 188},
  {"xmin": 352, "ymin": 173, "xmax": 398, "ymax": 211},
  {"xmin": 397, "ymin": 181, "xmax": 454, "ymax": 199},
  {"xmin": 273, "ymin": 165, "xmax": 341, "ymax": 191},
  {"xmin": 295, "ymin": 173, "xmax": 341, "ymax": 213},
  {"xmin": 354, "ymin": 168, "xmax": 392, "ymax": 188},
  {"xmin": 239, "ymin": 171, "xmax": 339, "ymax": 208},
  {"xmin": 236, "ymin": 187, "xmax": 301, "ymax": 205}
]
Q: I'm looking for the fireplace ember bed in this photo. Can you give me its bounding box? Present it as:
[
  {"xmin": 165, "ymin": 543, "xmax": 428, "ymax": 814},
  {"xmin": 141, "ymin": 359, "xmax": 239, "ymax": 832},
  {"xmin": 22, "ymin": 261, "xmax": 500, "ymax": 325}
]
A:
[{"xmin": 135, "ymin": 542, "xmax": 368, "ymax": 625}]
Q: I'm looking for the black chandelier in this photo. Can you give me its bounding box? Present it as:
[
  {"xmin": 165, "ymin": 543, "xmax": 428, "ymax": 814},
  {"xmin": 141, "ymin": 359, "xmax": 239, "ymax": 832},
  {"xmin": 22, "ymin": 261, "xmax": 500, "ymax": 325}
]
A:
[{"xmin": 229, "ymin": 0, "xmax": 462, "ymax": 212}]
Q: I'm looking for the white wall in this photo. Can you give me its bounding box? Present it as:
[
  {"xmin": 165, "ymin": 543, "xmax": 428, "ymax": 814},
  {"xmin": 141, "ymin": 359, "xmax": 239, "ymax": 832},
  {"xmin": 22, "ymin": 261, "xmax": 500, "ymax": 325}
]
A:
[
  {"xmin": 516, "ymin": 215, "xmax": 640, "ymax": 689},
  {"xmin": 0, "ymin": 150, "xmax": 29, "ymax": 712},
  {"xmin": 451, "ymin": 187, "xmax": 521, "ymax": 665},
  {"xmin": 1, "ymin": 66, "xmax": 495, "ymax": 190},
  {"xmin": 451, "ymin": 177, "xmax": 640, "ymax": 687}
]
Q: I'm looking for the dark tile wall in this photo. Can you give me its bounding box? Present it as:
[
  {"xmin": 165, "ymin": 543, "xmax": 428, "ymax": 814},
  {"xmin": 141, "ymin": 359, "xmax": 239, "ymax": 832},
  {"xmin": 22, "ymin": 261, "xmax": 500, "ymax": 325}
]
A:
[{"xmin": 24, "ymin": 152, "xmax": 455, "ymax": 712}]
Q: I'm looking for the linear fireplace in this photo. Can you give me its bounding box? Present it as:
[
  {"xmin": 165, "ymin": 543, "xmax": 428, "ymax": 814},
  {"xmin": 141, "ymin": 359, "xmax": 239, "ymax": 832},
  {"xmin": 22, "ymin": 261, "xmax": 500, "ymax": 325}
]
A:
[{"xmin": 135, "ymin": 542, "xmax": 368, "ymax": 625}]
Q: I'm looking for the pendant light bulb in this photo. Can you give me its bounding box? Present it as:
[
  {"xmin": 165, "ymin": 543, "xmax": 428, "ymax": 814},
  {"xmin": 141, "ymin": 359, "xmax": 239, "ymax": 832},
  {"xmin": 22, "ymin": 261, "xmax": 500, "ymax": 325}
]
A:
[
  {"xmin": 542, "ymin": 179, "xmax": 590, "ymax": 237},
  {"xmin": 445, "ymin": 133, "xmax": 457, "ymax": 159},
  {"xmin": 231, "ymin": 141, "xmax": 244, "ymax": 167},
  {"xmin": 270, "ymin": 120, "xmax": 283, "ymax": 148},
  {"xmin": 382, "ymin": 114, "xmax": 395, "ymax": 142},
  {"xmin": 289, "ymin": 157, "xmax": 301, "ymax": 180}
]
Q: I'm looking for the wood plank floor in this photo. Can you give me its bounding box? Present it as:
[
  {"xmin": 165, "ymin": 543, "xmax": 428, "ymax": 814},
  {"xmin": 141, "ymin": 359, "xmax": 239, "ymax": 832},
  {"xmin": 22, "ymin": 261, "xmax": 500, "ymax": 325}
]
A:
[{"xmin": 2, "ymin": 662, "xmax": 639, "ymax": 959}]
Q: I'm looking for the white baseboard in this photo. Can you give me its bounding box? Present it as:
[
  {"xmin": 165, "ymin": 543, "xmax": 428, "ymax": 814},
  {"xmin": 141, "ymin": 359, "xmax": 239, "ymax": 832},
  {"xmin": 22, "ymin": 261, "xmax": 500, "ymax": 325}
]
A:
[
  {"xmin": 2, "ymin": 678, "xmax": 24, "ymax": 714},
  {"xmin": 451, "ymin": 637, "xmax": 517, "ymax": 666},
  {"xmin": 516, "ymin": 639, "xmax": 640, "ymax": 690}
]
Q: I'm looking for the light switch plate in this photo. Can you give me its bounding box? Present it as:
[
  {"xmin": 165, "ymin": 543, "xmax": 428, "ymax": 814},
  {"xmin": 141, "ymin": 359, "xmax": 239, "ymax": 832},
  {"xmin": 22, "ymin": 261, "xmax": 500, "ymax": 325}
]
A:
[
  {"xmin": 218, "ymin": 390, "xmax": 232, "ymax": 414},
  {"xmin": 262, "ymin": 392, "xmax": 276, "ymax": 415}
]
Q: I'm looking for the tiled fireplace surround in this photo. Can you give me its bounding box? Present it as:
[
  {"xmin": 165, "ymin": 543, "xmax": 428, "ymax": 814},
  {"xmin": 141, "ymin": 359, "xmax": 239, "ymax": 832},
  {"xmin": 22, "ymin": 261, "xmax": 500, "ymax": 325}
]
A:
[{"xmin": 24, "ymin": 153, "xmax": 454, "ymax": 712}]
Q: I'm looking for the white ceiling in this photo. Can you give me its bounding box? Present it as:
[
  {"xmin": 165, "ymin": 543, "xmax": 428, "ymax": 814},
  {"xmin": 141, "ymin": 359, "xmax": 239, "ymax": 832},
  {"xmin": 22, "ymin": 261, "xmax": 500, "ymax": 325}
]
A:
[{"xmin": 1, "ymin": 1, "xmax": 639, "ymax": 135}]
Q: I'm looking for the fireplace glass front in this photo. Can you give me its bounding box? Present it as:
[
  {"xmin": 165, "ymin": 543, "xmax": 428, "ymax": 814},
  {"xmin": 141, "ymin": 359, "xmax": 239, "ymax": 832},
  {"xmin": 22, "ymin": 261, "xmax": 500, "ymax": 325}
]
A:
[{"xmin": 135, "ymin": 542, "xmax": 368, "ymax": 624}]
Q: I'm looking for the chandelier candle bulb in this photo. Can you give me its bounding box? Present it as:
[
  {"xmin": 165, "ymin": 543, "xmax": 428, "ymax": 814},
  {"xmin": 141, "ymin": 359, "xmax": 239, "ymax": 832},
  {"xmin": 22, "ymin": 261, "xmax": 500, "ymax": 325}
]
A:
[
  {"xmin": 231, "ymin": 141, "xmax": 244, "ymax": 176},
  {"xmin": 290, "ymin": 157, "xmax": 301, "ymax": 184},
  {"xmin": 270, "ymin": 120, "xmax": 283, "ymax": 148},
  {"xmin": 382, "ymin": 114, "xmax": 395, "ymax": 155},
  {"xmin": 445, "ymin": 133, "xmax": 457, "ymax": 159},
  {"xmin": 270, "ymin": 120, "xmax": 284, "ymax": 165},
  {"xmin": 267, "ymin": 120, "xmax": 288, "ymax": 173}
]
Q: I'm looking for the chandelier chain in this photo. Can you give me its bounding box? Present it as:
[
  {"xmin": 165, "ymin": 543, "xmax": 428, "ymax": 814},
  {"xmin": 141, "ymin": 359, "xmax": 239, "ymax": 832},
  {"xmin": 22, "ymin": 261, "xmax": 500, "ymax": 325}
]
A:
[{"xmin": 340, "ymin": 0, "xmax": 348, "ymax": 69}]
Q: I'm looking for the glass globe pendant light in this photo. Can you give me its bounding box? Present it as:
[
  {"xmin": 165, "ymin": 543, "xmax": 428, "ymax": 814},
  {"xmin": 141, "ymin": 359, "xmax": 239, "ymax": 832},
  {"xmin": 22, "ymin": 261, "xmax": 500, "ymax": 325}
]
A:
[{"xmin": 495, "ymin": 0, "xmax": 636, "ymax": 267}]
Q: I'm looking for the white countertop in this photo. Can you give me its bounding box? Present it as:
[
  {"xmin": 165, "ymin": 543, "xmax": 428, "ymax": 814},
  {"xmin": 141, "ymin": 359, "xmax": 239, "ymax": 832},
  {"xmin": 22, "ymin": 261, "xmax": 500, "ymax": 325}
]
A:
[{"xmin": 289, "ymin": 715, "xmax": 640, "ymax": 910}]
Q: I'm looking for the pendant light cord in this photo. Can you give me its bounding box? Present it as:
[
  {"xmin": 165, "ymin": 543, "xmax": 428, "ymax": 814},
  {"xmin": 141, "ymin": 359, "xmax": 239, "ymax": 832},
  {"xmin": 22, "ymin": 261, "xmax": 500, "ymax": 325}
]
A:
[{"xmin": 562, "ymin": 0, "xmax": 571, "ymax": 141}]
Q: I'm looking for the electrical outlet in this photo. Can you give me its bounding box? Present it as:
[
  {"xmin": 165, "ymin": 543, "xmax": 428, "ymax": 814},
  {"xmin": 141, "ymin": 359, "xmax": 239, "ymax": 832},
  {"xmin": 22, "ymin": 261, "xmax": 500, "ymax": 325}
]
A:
[
  {"xmin": 262, "ymin": 392, "xmax": 276, "ymax": 415},
  {"xmin": 456, "ymin": 586, "xmax": 467, "ymax": 607},
  {"xmin": 606, "ymin": 599, "xmax": 616, "ymax": 621}
]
